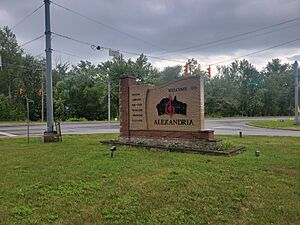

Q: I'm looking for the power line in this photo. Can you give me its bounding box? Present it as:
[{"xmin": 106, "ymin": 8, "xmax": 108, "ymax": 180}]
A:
[
  {"xmin": 52, "ymin": 32, "xmax": 99, "ymax": 49},
  {"xmin": 208, "ymin": 37, "xmax": 300, "ymax": 67},
  {"xmin": 156, "ymin": 15, "xmax": 300, "ymax": 56},
  {"xmin": 35, "ymin": 52, "xmax": 45, "ymax": 58},
  {"xmin": 183, "ymin": 21, "xmax": 300, "ymax": 55},
  {"xmin": 51, "ymin": 0, "xmax": 168, "ymax": 52},
  {"xmin": 53, "ymin": 49, "xmax": 95, "ymax": 62},
  {"xmin": 52, "ymin": 31, "xmax": 186, "ymax": 63},
  {"xmin": 10, "ymin": 3, "xmax": 44, "ymax": 30},
  {"xmin": 19, "ymin": 34, "xmax": 44, "ymax": 47}
]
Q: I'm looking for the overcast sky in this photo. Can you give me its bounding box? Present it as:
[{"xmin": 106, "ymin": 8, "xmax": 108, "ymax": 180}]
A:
[{"xmin": 1, "ymin": 0, "xmax": 300, "ymax": 73}]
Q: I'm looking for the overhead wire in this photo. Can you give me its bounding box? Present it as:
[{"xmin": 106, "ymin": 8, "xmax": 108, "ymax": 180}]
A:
[
  {"xmin": 181, "ymin": 22, "xmax": 300, "ymax": 55},
  {"xmin": 51, "ymin": 0, "xmax": 169, "ymax": 53},
  {"xmin": 19, "ymin": 34, "xmax": 44, "ymax": 47},
  {"xmin": 50, "ymin": 0, "xmax": 300, "ymax": 66},
  {"xmin": 207, "ymin": 37, "xmax": 300, "ymax": 67},
  {"xmin": 52, "ymin": 31, "xmax": 186, "ymax": 63},
  {"xmin": 10, "ymin": 3, "xmax": 44, "ymax": 30},
  {"xmin": 13, "ymin": 1, "xmax": 299, "ymax": 69},
  {"xmin": 155, "ymin": 16, "xmax": 300, "ymax": 56},
  {"xmin": 35, "ymin": 52, "xmax": 45, "ymax": 58},
  {"xmin": 52, "ymin": 49, "xmax": 94, "ymax": 62},
  {"xmin": 53, "ymin": 32, "xmax": 300, "ymax": 67}
]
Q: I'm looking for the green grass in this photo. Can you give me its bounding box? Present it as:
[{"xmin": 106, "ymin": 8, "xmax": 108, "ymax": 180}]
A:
[
  {"xmin": 0, "ymin": 134, "xmax": 299, "ymax": 225},
  {"xmin": 247, "ymin": 119, "xmax": 300, "ymax": 130}
]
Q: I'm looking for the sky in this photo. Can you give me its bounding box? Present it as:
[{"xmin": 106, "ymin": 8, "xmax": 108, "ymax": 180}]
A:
[{"xmin": 1, "ymin": 0, "xmax": 300, "ymax": 74}]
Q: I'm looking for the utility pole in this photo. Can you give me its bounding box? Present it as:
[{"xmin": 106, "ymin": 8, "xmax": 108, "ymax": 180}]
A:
[
  {"xmin": 108, "ymin": 78, "xmax": 111, "ymax": 121},
  {"xmin": 41, "ymin": 68, "xmax": 44, "ymax": 122},
  {"xmin": 294, "ymin": 61, "xmax": 299, "ymax": 125},
  {"xmin": 44, "ymin": 0, "xmax": 54, "ymax": 133}
]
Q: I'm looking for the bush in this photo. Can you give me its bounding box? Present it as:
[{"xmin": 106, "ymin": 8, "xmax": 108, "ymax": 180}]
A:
[
  {"xmin": 67, "ymin": 117, "xmax": 88, "ymax": 122},
  {"xmin": 218, "ymin": 140, "xmax": 234, "ymax": 151},
  {"xmin": 0, "ymin": 94, "xmax": 25, "ymax": 121}
]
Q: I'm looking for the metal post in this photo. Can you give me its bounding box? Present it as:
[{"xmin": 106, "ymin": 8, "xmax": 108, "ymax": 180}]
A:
[
  {"xmin": 108, "ymin": 78, "xmax": 111, "ymax": 121},
  {"xmin": 44, "ymin": 0, "xmax": 54, "ymax": 132},
  {"xmin": 27, "ymin": 97, "xmax": 30, "ymax": 144},
  {"xmin": 294, "ymin": 61, "xmax": 299, "ymax": 125},
  {"xmin": 41, "ymin": 68, "xmax": 44, "ymax": 122}
]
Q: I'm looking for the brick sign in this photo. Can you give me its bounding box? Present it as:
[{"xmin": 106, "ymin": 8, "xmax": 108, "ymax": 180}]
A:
[
  {"xmin": 120, "ymin": 75, "xmax": 213, "ymax": 141},
  {"xmin": 129, "ymin": 76, "xmax": 204, "ymax": 132}
]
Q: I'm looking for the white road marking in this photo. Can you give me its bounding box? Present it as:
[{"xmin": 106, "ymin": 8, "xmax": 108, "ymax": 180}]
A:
[{"xmin": 0, "ymin": 132, "xmax": 17, "ymax": 137}]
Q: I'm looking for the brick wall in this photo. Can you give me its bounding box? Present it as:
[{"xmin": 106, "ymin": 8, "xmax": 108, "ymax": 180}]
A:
[
  {"xmin": 119, "ymin": 75, "xmax": 214, "ymax": 141},
  {"xmin": 129, "ymin": 130, "xmax": 214, "ymax": 141},
  {"xmin": 119, "ymin": 75, "xmax": 136, "ymax": 137}
]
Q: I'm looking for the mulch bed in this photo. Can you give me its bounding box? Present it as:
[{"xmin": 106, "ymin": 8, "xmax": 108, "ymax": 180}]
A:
[{"xmin": 101, "ymin": 140, "xmax": 246, "ymax": 156}]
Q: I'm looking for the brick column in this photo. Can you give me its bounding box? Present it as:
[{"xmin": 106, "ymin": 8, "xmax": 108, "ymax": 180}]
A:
[{"xmin": 119, "ymin": 75, "xmax": 136, "ymax": 138}]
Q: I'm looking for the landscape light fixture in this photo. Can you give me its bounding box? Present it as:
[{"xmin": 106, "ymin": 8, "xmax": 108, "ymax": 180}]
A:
[
  {"xmin": 255, "ymin": 150, "xmax": 260, "ymax": 157},
  {"xmin": 110, "ymin": 146, "xmax": 117, "ymax": 158}
]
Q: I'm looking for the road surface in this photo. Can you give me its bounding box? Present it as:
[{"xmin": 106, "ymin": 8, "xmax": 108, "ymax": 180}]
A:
[{"xmin": 0, "ymin": 117, "xmax": 299, "ymax": 138}]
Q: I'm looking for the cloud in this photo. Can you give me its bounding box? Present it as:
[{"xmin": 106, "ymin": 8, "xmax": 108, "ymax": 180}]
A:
[
  {"xmin": 287, "ymin": 55, "xmax": 300, "ymax": 62},
  {"xmin": 1, "ymin": 0, "xmax": 300, "ymax": 70}
]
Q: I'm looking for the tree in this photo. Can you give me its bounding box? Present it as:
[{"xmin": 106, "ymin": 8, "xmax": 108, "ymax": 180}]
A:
[
  {"xmin": 265, "ymin": 58, "xmax": 290, "ymax": 73},
  {"xmin": 0, "ymin": 26, "xmax": 23, "ymax": 101},
  {"xmin": 156, "ymin": 66, "xmax": 182, "ymax": 85}
]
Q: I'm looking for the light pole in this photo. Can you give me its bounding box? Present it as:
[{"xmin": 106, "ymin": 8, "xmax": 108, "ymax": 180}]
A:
[
  {"xmin": 108, "ymin": 77, "xmax": 111, "ymax": 121},
  {"xmin": 107, "ymin": 67, "xmax": 111, "ymax": 121},
  {"xmin": 26, "ymin": 97, "xmax": 34, "ymax": 144},
  {"xmin": 294, "ymin": 61, "xmax": 299, "ymax": 125},
  {"xmin": 41, "ymin": 67, "xmax": 44, "ymax": 122},
  {"xmin": 44, "ymin": 0, "xmax": 54, "ymax": 133}
]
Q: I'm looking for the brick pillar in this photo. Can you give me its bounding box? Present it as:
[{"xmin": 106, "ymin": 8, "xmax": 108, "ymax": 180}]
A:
[{"xmin": 119, "ymin": 75, "xmax": 136, "ymax": 138}]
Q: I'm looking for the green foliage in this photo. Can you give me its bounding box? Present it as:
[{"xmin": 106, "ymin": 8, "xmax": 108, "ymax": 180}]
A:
[
  {"xmin": 66, "ymin": 117, "xmax": 88, "ymax": 122},
  {"xmin": 0, "ymin": 26, "xmax": 297, "ymax": 121},
  {"xmin": 218, "ymin": 140, "xmax": 234, "ymax": 151},
  {"xmin": 205, "ymin": 59, "xmax": 294, "ymax": 117},
  {"xmin": 0, "ymin": 26, "xmax": 43, "ymax": 121},
  {"xmin": 11, "ymin": 206, "xmax": 32, "ymax": 218},
  {"xmin": 0, "ymin": 94, "xmax": 25, "ymax": 120},
  {"xmin": 247, "ymin": 119, "xmax": 300, "ymax": 130}
]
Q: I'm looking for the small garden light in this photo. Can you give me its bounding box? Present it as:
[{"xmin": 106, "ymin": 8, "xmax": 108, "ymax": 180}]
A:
[
  {"xmin": 255, "ymin": 150, "xmax": 260, "ymax": 157},
  {"xmin": 110, "ymin": 146, "xmax": 117, "ymax": 158}
]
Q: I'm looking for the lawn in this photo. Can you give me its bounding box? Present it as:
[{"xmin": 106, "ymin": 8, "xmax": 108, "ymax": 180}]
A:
[
  {"xmin": 247, "ymin": 119, "xmax": 300, "ymax": 130},
  {"xmin": 0, "ymin": 134, "xmax": 299, "ymax": 225}
]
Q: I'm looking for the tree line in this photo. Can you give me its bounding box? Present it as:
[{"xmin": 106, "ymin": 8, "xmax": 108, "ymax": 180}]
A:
[{"xmin": 0, "ymin": 26, "xmax": 297, "ymax": 121}]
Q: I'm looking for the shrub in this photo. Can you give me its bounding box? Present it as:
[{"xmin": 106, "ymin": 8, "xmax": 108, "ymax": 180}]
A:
[{"xmin": 67, "ymin": 117, "xmax": 88, "ymax": 122}]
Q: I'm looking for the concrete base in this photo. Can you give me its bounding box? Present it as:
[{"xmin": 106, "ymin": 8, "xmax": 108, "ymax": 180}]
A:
[
  {"xmin": 119, "ymin": 136, "xmax": 220, "ymax": 151},
  {"xmin": 122, "ymin": 130, "xmax": 215, "ymax": 141},
  {"xmin": 43, "ymin": 132, "xmax": 60, "ymax": 143}
]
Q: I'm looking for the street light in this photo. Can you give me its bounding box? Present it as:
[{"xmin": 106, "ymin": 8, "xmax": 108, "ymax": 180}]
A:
[{"xmin": 26, "ymin": 97, "xmax": 34, "ymax": 144}]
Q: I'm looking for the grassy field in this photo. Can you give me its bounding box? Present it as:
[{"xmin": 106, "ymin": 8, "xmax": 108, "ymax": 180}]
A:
[
  {"xmin": 247, "ymin": 119, "xmax": 300, "ymax": 131},
  {"xmin": 0, "ymin": 134, "xmax": 299, "ymax": 225}
]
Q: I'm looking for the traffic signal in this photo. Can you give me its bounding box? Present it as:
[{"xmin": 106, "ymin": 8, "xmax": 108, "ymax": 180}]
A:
[
  {"xmin": 19, "ymin": 88, "xmax": 24, "ymax": 95},
  {"xmin": 207, "ymin": 65, "xmax": 211, "ymax": 78},
  {"xmin": 184, "ymin": 63, "xmax": 189, "ymax": 76}
]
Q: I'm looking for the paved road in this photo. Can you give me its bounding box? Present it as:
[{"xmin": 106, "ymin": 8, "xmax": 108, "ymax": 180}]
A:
[
  {"xmin": 0, "ymin": 122, "xmax": 119, "ymax": 138},
  {"xmin": 0, "ymin": 117, "xmax": 299, "ymax": 138}
]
